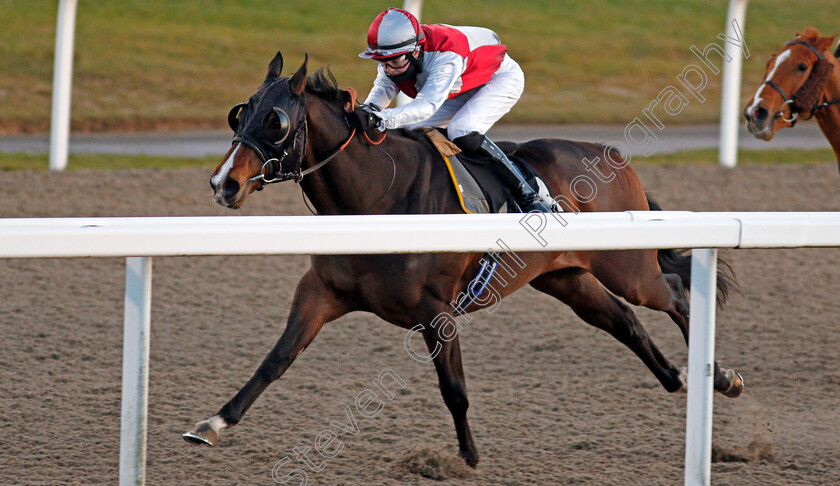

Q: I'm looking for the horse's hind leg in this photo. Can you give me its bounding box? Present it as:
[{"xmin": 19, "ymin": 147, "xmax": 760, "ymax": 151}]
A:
[
  {"xmin": 419, "ymin": 322, "xmax": 478, "ymax": 467},
  {"xmin": 183, "ymin": 269, "xmax": 353, "ymax": 446},
  {"xmin": 531, "ymin": 268, "xmax": 685, "ymax": 392},
  {"xmin": 604, "ymin": 264, "xmax": 743, "ymax": 398},
  {"xmin": 643, "ymin": 272, "xmax": 743, "ymax": 398}
]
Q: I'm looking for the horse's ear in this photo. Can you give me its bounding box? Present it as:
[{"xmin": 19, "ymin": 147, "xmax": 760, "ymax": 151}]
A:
[
  {"xmin": 817, "ymin": 34, "xmax": 838, "ymax": 55},
  {"xmin": 290, "ymin": 54, "xmax": 308, "ymax": 96},
  {"xmin": 265, "ymin": 51, "xmax": 284, "ymax": 82}
]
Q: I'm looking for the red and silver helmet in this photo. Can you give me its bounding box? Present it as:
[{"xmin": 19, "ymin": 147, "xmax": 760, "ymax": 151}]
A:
[{"xmin": 359, "ymin": 8, "xmax": 425, "ymax": 60}]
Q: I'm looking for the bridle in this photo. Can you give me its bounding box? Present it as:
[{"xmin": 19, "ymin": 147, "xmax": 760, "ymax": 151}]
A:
[
  {"xmin": 244, "ymin": 88, "xmax": 386, "ymax": 187},
  {"xmin": 762, "ymin": 40, "xmax": 840, "ymax": 126},
  {"xmin": 245, "ymin": 121, "xmax": 356, "ymax": 186}
]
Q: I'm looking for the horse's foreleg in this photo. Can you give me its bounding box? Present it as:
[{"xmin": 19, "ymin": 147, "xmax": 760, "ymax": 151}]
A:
[
  {"xmin": 422, "ymin": 329, "xmax": 479, "ymax": 467},
  {"xmin": 184, "ymin": 269, "xmax": 351, "ymax": 446}
]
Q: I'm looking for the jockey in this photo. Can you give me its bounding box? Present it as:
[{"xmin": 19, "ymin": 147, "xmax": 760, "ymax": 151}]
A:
[{"xmin": 348, "ymin": 7, "xmax": 550, "ymax": 213}]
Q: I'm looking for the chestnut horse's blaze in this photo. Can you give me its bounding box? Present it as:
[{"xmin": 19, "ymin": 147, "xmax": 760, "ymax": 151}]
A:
[
  {"xmin": 745, "ymin": 27, "xmax": 840, "ymax": 170},
  {"xmin": 189, "ymin": 51, "xmax": 741, "ymax": 467}
]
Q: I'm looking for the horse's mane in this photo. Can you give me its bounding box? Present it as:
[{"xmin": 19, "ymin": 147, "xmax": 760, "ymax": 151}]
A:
[
  {"xmin": 305, "ymin": 67, "xmax": 343, "ymax": 104},
  {"xmin": 305, "ymin": 66, "xmax": 438, "ymax": 143}
]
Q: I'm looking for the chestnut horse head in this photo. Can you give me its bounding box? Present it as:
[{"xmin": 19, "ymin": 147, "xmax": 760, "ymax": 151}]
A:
[
  {"xmin": 211, "ymin": 52, "xmax": 317, "ymax": 208},
  {"xmin": 744, "ymin": 28, "xmax": 838, "ymax": 140}
]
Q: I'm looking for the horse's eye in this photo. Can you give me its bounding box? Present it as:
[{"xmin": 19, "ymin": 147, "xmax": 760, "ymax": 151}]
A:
[
  {"xmin": 263, "ymin": 108, "xmax": 291, "ymax": 145},
  {"xmin": 797, "ymin": 62, "xmax": 808, "ymax": 73}
]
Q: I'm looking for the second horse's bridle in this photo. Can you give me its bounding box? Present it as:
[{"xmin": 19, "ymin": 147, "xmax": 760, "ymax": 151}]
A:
[{"xmin": 763, "ymin": 40, "xmax": 840, "ymax": 125}]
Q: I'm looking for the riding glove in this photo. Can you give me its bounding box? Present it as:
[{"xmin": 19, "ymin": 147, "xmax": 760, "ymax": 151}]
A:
[{"xmin": 347, "ymin": 105, "xmax": 382, "ymax": 132}]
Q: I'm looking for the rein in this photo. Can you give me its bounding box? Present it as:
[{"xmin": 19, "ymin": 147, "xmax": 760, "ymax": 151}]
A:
[{"xmin": 764, "ymin": 40, "xmax": 840, "ymax": 125}]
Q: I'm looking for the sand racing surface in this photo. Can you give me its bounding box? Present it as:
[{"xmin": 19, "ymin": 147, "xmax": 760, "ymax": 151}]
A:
[{"xmin": 2, "ymin": 162, "xmax": 840, "ymax": 485}]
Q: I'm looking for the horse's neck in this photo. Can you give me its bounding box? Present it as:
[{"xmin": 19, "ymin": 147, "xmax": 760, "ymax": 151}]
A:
[
  {"xmin": 300, "ymin": 98, "xmax": 450, "ymax": 215},
  {"xmin": 815, "ymin": 57, "xmax": 840, "ymax": 164}
]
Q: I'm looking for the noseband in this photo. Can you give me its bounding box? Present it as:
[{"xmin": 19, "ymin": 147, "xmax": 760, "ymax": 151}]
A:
[
  {"xmin": 245, "ymin": 120, "xmax": 359, "ymax": 186},
  {"xmin": 237, "ymin": 118, "xmax": 308, "ymax": 184},
  {"xmin": 763, "ymin": 40, "xmax": 840, "ymax": 126},
  {"xmin": 238, "ymin": 114, "xmax": 308, "ymax": 184}
]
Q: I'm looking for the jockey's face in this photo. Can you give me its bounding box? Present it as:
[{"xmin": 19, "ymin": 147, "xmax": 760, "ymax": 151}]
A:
[{"xmin": 378, "ymin": 50, "xmax": 418, "ymax": 75}]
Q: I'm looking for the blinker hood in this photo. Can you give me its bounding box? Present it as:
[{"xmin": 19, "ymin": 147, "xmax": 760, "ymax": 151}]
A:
[{"xmin": 230, "ymin": 77, "xmax": 307, "ymax": 163}]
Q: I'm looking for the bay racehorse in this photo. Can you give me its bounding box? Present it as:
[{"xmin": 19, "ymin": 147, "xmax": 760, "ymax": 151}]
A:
[
  {"xmin": 744, "ymin": 28, "xmax": 840, "ymax": 170},
  {"xmin": 187, "ymin": 52, "xmax": 741, "ymax": 467}
]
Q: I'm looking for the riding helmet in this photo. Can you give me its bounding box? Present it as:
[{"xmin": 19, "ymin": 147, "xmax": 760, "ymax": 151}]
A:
[{"xmin": 359, "ymin": 8, "xmax": 425, "ymax": 60}]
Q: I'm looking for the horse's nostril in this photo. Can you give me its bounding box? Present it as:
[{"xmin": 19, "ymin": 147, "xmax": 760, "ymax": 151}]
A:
[
  {"xmin": 754, "ymin": 107, "xmax": 769, "ymax": 122},
  {"xmin": 222, "ymin": 179, "xmax": 240, "ymax": 199}
]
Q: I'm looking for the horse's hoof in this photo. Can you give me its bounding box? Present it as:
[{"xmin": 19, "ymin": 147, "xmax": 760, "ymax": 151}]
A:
[
  {"xmin": 183, "ymin": 421, "xmax": 220, "ymax": 447},
  {"xmin": 721, "ymin": 369, "xmax": 744, "ymax": 398},
  {"xmin": 459, "ymin": 447, "xmax": 479, "ymax": 468}
]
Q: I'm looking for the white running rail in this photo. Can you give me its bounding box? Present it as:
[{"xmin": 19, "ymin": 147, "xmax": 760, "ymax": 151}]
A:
[{"xmin": 3, "ymin": 211, "xmax": 840, "ymax": 485}]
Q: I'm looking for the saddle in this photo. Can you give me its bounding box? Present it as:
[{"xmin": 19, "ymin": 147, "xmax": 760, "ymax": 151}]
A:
[
  {"xmin": 421, "ymin": 128, "xmax": 546, "ymax": 214},
  {"xmin": 419, "ymin": 128, "xmax": 559, "ymax": 314}
]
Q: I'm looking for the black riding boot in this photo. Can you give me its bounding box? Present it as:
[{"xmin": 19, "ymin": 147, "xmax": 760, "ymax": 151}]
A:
[{"xmin": 453, "ymin": 132, "xmax": 553, "ymax": 213}]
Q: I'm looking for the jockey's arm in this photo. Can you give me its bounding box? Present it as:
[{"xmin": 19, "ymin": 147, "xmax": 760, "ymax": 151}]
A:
[
  {"xmin": 373, "ymin": 51, "xmax": 464, "ymax": 130},
  {"xmin": 363, "ymin": 70, "xmax": 400, "ymax": 111}
]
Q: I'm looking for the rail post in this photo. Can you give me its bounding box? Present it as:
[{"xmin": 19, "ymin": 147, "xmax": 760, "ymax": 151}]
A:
[
  {"xmin": 718, "ymin": 0, "xmax": 749, "ymax": 168},
  {"xmin": 395, "ymin": 0, "xmax": 423, "ymax": 107},
  {"xmin": 684, "ymin": 248, "xmax": 718, "ymax": 486},
  {"xmin": 119, "ymin": 257, "xmax": 152, "ymax": 486},
  {"xmin": 49, "ymin": 0, "xmax": 79, "ymax": 171}
]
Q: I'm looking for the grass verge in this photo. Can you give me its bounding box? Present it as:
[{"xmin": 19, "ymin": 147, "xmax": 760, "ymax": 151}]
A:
[
  {"xmin": 0, "ymin": 153, "xmax": 219, "ymax": 171},
  {"xmin": 4, "ymin": 1, "xmax": 840, "ymax": 131},
  {"xmin": 1, "ymin": 148, "xmax": 833, "ymax": 172},
  {"xmin": 640, "ymin": 148, "xmax": 836, "ymax": 165}
]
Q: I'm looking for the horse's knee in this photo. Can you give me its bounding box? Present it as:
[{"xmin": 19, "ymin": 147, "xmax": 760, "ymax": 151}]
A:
[{"xmin": 440, "ymin": 381, "xmax": 470, "ymax": 412}]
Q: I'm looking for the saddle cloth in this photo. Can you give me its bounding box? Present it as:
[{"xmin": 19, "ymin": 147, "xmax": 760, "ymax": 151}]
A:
[{"xmin": 422, "ymin": 128, "xmax": 551, "ymax": 214}]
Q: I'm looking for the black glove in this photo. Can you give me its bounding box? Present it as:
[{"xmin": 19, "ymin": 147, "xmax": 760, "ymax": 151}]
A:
[{"xmin": 347, "ymin": 106, "xmax": 382, "ymax": 132}]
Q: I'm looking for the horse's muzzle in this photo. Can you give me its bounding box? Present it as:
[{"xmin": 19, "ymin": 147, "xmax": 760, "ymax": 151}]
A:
[
  {"xmin": 744, "ymin": 105, "xmax": 774, "ymax": 140},
  {"xmin": 213, "ymin": 177, "xmax": 245, "ymax": 208}
]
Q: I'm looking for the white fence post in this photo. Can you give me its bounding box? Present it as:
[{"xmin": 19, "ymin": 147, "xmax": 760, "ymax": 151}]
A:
[
  {"xmin": 718, "ymin": 0, "xmax": 749, "ymax": 168},
  {"xmin": 401, "ymin": 0, "xmax": 423, "ymax": 16},
  {"xmin": 49, "ymin": 0, "xmax": 79, "ymax": 171},
  {"xmin": 684, "ymin": 248, "xmax": 718, "ymax": 486},
  {"xmin": 119, "ymin": 257, "xmax": 152, "ymax": 486},
  {"xmin": 396, "ymin": 0, "xmax": 423, "ymax": 107}
]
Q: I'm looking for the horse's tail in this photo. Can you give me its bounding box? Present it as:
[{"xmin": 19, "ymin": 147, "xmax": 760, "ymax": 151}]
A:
[{"xmin": 646, "ymin": 194, "xmax": 739, "ymax": 307}]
